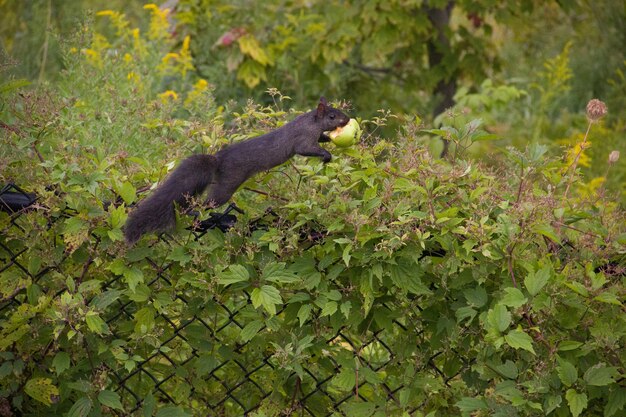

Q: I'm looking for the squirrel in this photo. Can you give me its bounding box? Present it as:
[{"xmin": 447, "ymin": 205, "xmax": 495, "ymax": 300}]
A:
[{"xmin": 124, "ymin": 97, "xmax": 350, "ymax": 244}]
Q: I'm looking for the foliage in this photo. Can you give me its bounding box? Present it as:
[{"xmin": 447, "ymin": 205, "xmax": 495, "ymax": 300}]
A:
[
  {"xmin": 175, "ymin": 0, "xmax": 505, "ymax": 114},
  {"xmin": 1, "ymin": 9, "xmax": 626, "ymax": 416},
  {"xmin": 0, "ymin": 0, "xmax": 154, "ymax": 83}
]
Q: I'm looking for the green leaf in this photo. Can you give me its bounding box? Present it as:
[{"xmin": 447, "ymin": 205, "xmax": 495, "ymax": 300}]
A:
[
  {"xmin": 262, "ymin": 262, "xmax": 299, "ymax": 283},
  {"xmin": 471, "ymin": 132, "xmax": 499, "ymax": 141},
  {"xmin": 155, "ymin": 406, "xmax": 192, "ymax": 417},
  {"xmin": 496, "ymin": 360, "xmax": 518, "ymax": 379},
  {"xmin": 167, "ymin": 246, "xmax": 192, "ymax": 265},
  {"xmin": 321, "ymin": 301, "xmax": 338, "ymax": 317},
  {"xmin": 524, "ymin": 266, "xmax": 551, "ymax": 296},
  {"xmin": 583, "ymin": 363, "xmax": 617, "ymax": 386},
  {"xmin": 237, "ymin": 34, "xmax": 271, "ymax": 65},
  {"xmin": 217, "ymin": 265, "xmax": 250, "ymax": 286},
  {"xmin": 24, "ymin": 378, "xmax": 59, "ymax": 406},
  {"xmin": 594, "ymin": 291, "xmax": 622, "ymax": 305},
  {"xmin": 544, "ymin": 394, "xmax": 562, "ymax": 415},
  {"xmin": 98, "ymin": 390, "xmax": 123, "ymax": 410},
  {"xmin": 287, "ymin": 292, "xmax": 310, "ymax": 304},
  {"xmin": 455, "ymin": 306, "xmax": 477, "ymax": 324},
  {"xmin": 85, "ymin": 311, "xmax": 110, "ymax": 335},
  {"xmin": 116, "ymin": 181, "xmax": 136, "ymax": 204},
  {"xmin": 500, "ymin": 287, "xmax": 527, "ymax": 308},
  {"xmin": 565, "ymin": 281, "xmax": 589, "ymax": 297},
  {"xmin": 565, "ymin": 389, "xmax": 587, "ymax": 417},
  {"xmin": 251, "ymin": 285, "xmax": 282, "ymax": 315},
  {"xmin": 533, "ymin": 223, "xmax": 560, "ymax": 244},
  {"xmin": 297, "ymin": 304, "xmax": 312, "ymax": 327},
  {"xmin": 107, "ymin": 227, "xmax": 124, "ymax": 242},
  {"xmin": 342, "ymin": 402, "xmax": 376, "ymax": 417},
  {"xmin": 53, "ymin": 351, "xmax": 71, "ymax": 376},
  {"xmin": 123, "ymin": 266, "xmax": 144, "ymax": 292},
  {"xmin": 134, "ymin": 307, "xmax": 156, "ymax": 334},
  {"xmin": 605, "ymin": 388, "xmax": 626, "ymax": 417},
  {"xmin": 558, "ymin": 340, "xmax": 583, "ymax": 351},
  {"xmin": 0, "ymin": 362, "xmax": 12, "ymax": 378},
  {"xmin": 240, "ymin": 320, "xmax": 264, "ymax": 342},
  {"xmin": 91, "ymin": 289, "xmax": 123, "ymax": 310},
  {"xmin": 143, "ymin": 395, "xmax": 156, "ymax": 417},
  {"xmin": 64, "ymin": 217, "xmax": 86, "ymax": 234},
  {"xmin": 67, "ymin": 397, "xmax": 92, "ymax": 417},
  {"xmin": 389, "ymin": 259, "xmax": 431, "ymax": 295},
  {"xmin": 340, "ymin": 301, "xmax": 352, "ymax": 320},
  {"xmin": 331, "ymin": 367, "xmax": 356, "ymax": 391},
  {"xmin": 487, "ymin": 304, "xmax": 511, "ymax": 333},
  {"xmin": 455, "ymin": 397, "xmax": 488, "ymax": 414},
  {"xmin": 557, "ymin": 357, "xmax": 578, "ymax": 387},
  {"xmin": 504, "ymin": 327, "xmax": 535, "ymax": 354},
  {"xmin": 464, "ymin": 286, "xmax": 488, "ymax": 308},
  {"xmin": 0, "ymin": 78, "xmax": 31, "ymax": 94},
  {"xmin": 342, "ymin": 243, "xmax": 352, "ymax": 267}
]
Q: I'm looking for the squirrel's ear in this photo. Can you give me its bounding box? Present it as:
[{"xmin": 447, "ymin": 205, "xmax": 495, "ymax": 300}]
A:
[{"xmin": 316, "ymin": 97, "xmax": 327, "ymax": 118}]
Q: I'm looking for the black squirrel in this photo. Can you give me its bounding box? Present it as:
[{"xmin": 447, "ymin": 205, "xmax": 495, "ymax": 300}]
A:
[{"xmin": 124, "ymin": 97, "xmax": 349, "ymax": 244}]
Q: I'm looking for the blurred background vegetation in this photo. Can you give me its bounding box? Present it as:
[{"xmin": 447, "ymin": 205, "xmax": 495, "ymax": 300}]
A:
[{"xmin": 1, "ymin": 0, "xmax": 625, "ymax": 199}]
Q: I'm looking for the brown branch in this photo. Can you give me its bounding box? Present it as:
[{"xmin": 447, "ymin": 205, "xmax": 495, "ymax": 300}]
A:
[
  {"xmin": 287, "ymin": 376, "xmax": 301, "ymax": 415},
  {"xmin": 0, "ymin": 120, "xmax": 21, "ymax": 135}
]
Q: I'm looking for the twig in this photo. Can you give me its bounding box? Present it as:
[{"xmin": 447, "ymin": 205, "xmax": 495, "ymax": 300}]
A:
[
  {"xmin": 243, "ymin": 187, "xmax": 289, "ymax": 202},
  {"xmin": 287, "ymin": 376, "xmax": 301, "ymax": 415},
  {"xmin": 552, "ymin": 221, "xmax": 602, "ymax": 238}
]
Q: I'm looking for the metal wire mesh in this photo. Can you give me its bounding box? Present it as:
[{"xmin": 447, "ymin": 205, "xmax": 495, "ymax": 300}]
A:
[{"xmin": 0, "ymin": 184, "xmax": 474, "ymax": 416}]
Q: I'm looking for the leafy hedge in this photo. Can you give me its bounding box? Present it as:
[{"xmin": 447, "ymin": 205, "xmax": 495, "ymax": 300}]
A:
[{"xmin": 1, "ymin": 6, "xmax": 625, "ymax": 417}]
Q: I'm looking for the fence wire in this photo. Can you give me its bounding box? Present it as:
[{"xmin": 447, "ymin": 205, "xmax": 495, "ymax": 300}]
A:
[{"xmin": 0, "ymin": 184, "xmax": 474, "ymax": 416}]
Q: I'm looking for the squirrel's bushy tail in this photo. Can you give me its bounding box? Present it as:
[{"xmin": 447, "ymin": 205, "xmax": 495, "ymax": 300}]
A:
[{"xmin": 124, "ymin": 154, "xmax": 217, "ymax": 244}]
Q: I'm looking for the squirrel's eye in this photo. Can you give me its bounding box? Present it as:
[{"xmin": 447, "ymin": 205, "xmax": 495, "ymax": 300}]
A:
[{"xmin": 330, "ymin": 114, "xmax": 335, "ymax": 119}]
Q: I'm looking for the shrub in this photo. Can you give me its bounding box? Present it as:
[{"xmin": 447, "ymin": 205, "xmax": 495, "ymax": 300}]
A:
[{"xmin": 1, "ymin": 7, "xmax": 624, "ymax": 417}]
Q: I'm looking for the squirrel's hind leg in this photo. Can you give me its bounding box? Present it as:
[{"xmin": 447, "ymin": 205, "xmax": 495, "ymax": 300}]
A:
[{"xmin": 204, "ymin": 177, "xmax": 245, "ymax": 208}]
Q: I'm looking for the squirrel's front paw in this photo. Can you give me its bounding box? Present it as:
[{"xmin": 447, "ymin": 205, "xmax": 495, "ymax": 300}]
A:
[{"xmin": 322, "ymin": 152, "xmax": 332, "ymax": 163}]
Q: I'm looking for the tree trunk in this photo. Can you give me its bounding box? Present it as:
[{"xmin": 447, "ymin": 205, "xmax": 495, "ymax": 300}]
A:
[{"xmin": 426, "ymin": 1, "xmax": 457, "ymax": 157}]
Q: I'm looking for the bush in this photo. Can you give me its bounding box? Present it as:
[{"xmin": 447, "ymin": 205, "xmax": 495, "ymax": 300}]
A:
[{"xmin": 1, "ymin": 7, "xmax": 625, "ymax": 417}]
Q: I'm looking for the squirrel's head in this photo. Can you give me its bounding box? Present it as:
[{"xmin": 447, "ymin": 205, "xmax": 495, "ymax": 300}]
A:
[{"xmin": 315, "ymin": 97, "xmax": 349, "ymax": 131}]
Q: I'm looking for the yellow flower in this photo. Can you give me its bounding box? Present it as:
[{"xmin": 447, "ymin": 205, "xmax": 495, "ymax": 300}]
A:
[
  {"xmin": 144, "ymin": 3, "xmax": 170, "ymax": 40},
  {"xmin": 90, "ymin": 33, "xmax": 111, "ymax": 54},
  {"xmin": 194, "ymin": 79, "xmax": 208, "ymax": 91},
  {"xmin": 127, "ymin": 71, "xmax": 138, "ymax": 80},
  {"xmin": 566, "ymin": 141, "xmax": 592, "ymax": 168},
  {"xmin": 159, "ymin": 90, "xmax": 179, "ymax": 103},
  {"xmin": 162, "ymin": 53, "xmax": 179, "ymax": 64},
  {"xmin": 123, "ymin": 53, "xmax": 133, "ymax": 63},
  {"xmin": 178, "ymin": 35, "xmax": 194, "ymax": 78},
  {"xmin": 82, "ymin": 48, "xmax": 102, "ymax": 68},
  {"xmin": 96, "ymin": 9, "xmax": 129, "ymax": 38},
  {"xmin": 184, "ymin": 79, "xmax": 211, "ymax": 107},
  {"xmin": 69, "ymin": 47, "xmax": 78, "ymax": 53},
  {"xmin": 156, "ymin": 34, "xmax": 195, "ymax": 78},
  {"xmin": 576, "ymin": 176, "xmax": 606, "ymax": 199}
]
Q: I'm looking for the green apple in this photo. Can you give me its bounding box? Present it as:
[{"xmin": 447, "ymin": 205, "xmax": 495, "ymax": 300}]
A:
[{"xmin": 329, "ymin": 118, "xmax": 361, "ymax": 147}]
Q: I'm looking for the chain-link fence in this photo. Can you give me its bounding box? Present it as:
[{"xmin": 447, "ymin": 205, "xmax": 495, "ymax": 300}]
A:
[{"xmin": 1, "ymin": 183, "xmax": 475, "ymax": 416}]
